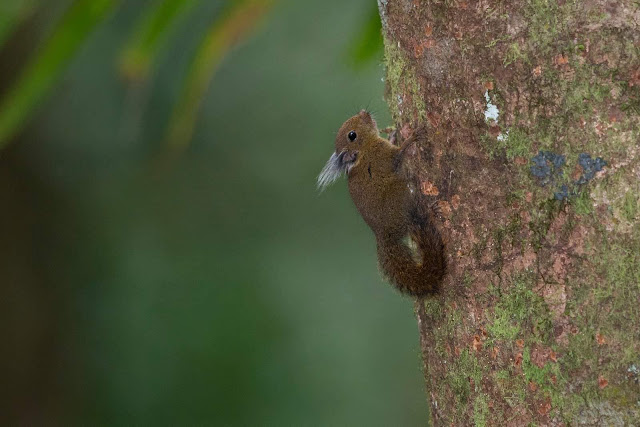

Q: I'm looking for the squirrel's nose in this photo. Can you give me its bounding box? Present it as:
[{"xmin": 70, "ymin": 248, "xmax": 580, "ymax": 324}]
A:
[{"xmin": 342, "ymin": 151, "xmax": 358, "ymax": 164}]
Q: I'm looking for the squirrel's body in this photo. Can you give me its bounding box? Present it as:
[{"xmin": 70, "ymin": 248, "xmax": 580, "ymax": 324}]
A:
[
  {"xmin": 347, "ymin": 141, "xmax": 408, "ymax": 236},
  {"xmin": 318, "ymin": 110, "xmax": 445, "ymax": 296}
]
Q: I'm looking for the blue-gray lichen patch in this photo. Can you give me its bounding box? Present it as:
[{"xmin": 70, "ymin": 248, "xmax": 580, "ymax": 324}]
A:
[
  {"xmin": 530, "ymin": 151, "xmax": 566, "ymax": 186},
  {"xmin": 554, "ymin": 184, "xmax": 570, "ymax": 201},
  {"xmin": 530, "ymin": 151, "xmax": 606, "ymax": 201},
  {"xmin": 575, "ymin": 153, "xmax": 606, "ymax": 185}
]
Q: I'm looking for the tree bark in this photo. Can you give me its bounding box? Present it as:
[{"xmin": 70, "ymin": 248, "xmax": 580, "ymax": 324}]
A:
[{"xmin": 378, "ymin": 0, "xmax": 640, "ymax": 424}]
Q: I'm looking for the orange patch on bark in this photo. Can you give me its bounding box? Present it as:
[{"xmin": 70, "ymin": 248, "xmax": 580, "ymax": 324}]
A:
[
  {"xmin": 472, "ymin": 335, "xmax": 483, "ymax": 351},
  {"xmin": 491, "ymin": 346, "xmax": 500, "ymax": 359},
  {"xmin": 554, "ymin": 54, "xmax": 569, "ymax": 66},
  {"xmin": 599, "ymin": 376, "xmax": 609, "ymax": 389},
  {"xmin": 514, "ymin": 156, "xmax": 528, "ymax": 165},
  {"xmin": 451, "ymin": 194, "xmax": 460, "ymax": 210},
  {"xmin": 537, "ymin": 399, "xmax": 551, "ymax": 415},
  {"xmin": 480, "ymin": 326, "xmax": 488, "ymax": 339},
  {"xmin": 421, "ymin": 181, "xmax": 440, "ymax": 196},
  {"xmin": 438, "ymin": 200, "xmax": 452, "ymax": 217},
  {"xmin": 514, "ymin": 352, "xmax": 523, "ymax": 367},
  {"xmin": 532, "ymin": 65, "xmax": 542, "ymax": 77}
]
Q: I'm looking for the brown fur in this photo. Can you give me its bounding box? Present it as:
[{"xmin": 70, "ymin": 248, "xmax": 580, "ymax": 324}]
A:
[{"xmin": 330, "ymin": 111, "xmax": 446, "ymax": 296}]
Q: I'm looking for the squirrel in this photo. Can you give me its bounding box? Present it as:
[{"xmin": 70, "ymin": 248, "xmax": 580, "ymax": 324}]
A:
[{"xmin": 318, "ymin": 110, "xmax": 446, "ymax": 296}]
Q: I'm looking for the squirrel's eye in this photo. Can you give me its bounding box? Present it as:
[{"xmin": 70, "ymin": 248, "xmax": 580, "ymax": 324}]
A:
[{"xmin": 348, "ymin": 131, "xmax": 357, "ymax": 142}]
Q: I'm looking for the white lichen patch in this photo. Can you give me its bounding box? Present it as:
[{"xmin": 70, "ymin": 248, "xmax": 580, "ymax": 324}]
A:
[
  {"xmin": 497, "ymin": 130, "xmax": 509, "ymax": 142},
  {"xmin": 484, "ymin": 90, "xmax": 499, "ymax": 122},
  {"xmin": 484, "ymin": 90, "xmax": 508, "ymax": 141}
]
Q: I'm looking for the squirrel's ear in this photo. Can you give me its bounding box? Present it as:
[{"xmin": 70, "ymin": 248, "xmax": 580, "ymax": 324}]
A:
[
  {"xmin": 359, "ymin": 110, "xmax": 375, "ymax": 126},
  {"xmin": 317, "ymin": 152, "xmax": 343, "ymax": 191}
]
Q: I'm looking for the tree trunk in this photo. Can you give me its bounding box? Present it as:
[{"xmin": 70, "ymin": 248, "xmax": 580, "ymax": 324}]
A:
[{"xmin": 377, "ymin": 0, "xmax": 640, "ymax": 424}]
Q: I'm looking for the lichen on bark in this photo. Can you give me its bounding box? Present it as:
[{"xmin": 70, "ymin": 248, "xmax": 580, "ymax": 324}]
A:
[{"xmin": 379, "ymin": 0, "xmax": 640, "ymax": 424}]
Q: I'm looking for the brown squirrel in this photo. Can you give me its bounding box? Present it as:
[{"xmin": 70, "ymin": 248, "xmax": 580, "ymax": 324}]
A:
[{"xmin": 318, "ymin": 110, "xmax": 446, "ymax": 296}]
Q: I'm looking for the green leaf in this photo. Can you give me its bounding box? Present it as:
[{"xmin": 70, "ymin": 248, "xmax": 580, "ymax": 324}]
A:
[
  {"xmin": 119, "ymin": 0, "xmax": 198, "ymax": 81},
  {"xmin": 165, "ymin": 0, "xmax": 275, "ymax": 150},
  {"xmin": 0, "ymin": 0, "xmax": 117, "ymax": 149}
]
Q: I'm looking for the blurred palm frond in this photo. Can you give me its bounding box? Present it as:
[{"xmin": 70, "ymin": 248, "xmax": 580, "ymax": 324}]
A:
[
  {"xmin": 0, "ymin": 0, "xmax": 276, "ymax": 151},
  {"xmin": 119, "ymin": 0, "xmax": 198, "ymax": 82},
  {"xmin": 165, "ymin": 0, "xmax": 275, "ymax": 151},
  {"xmin": 0, "ymin": 0, "xmax": 116, "ymax": 149},
  {"xmin": 0, "ymin": 0, "xmax": 38, "ymax": 49}
]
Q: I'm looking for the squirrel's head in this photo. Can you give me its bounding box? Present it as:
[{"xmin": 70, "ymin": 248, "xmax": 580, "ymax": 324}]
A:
[{"xmin": 317, "ymin": 110, "xmax": 379, "ymax": 190}]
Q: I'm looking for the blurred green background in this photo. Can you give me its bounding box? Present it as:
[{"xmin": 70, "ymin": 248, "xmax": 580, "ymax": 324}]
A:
[{"xmin": 0, "ymin": 0, "xmax": 427, "ymax": 424}]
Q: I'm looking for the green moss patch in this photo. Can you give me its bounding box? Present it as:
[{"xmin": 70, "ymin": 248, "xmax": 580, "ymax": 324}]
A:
[{"xmin": 382, "ymin": 36, "xmax": 426, "ymax": 124}]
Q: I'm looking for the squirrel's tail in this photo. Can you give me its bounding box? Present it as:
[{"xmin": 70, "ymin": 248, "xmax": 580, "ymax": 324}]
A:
[{"xmin": 376, "ymin": 206, "xmax": 446, "ymax": 296}]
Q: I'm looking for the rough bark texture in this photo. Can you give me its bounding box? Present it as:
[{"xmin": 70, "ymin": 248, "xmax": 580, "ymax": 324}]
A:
[{"xmin": 378, "ymin": 0, "xmax": 640, "ymax": 424}]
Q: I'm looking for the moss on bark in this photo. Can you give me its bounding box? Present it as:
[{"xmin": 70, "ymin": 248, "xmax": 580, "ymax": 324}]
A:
[{"xmin": 380, "ymin": 0, "xmax": 640, "ymax": 424}]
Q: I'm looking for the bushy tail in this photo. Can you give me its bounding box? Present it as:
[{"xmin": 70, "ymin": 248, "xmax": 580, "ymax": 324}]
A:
[{"xmin": 376, "ymin": 206, "xmax": 446, "ymax": 296}]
